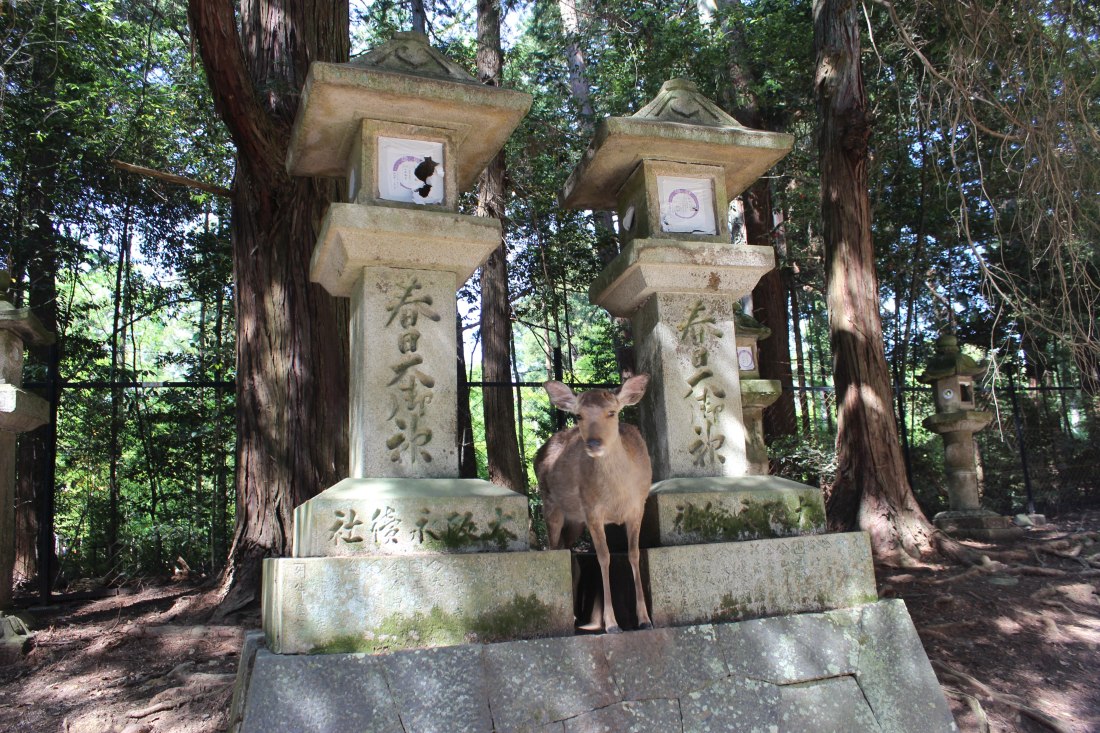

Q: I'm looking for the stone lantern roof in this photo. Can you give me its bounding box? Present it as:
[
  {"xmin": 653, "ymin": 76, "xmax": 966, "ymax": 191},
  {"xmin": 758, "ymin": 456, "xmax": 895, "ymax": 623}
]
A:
[
  {"xmin": 285, "ymin": 31, "xmax": 531, "ymax": 192},
  {"xmin": 734, "ymin": 305, "xmax": 771, "ymax": 342},
  {"xmin": 560, "ymin": 78, "xmax": 793, "ymax": 210},
  {"xmin": 0, "ymin": 272, "xmax": 54, "ymax": 347},
  {"xmin": 917, "ymin": 332, "xmax": 986, "ymax": 383}
]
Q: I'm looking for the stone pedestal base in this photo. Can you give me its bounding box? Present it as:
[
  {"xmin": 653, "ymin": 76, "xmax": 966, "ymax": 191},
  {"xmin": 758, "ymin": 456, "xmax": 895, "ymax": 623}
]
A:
[
  {"xmin": 231, "ymin": 600, "xmax": 956, "ymax": 733},
  {"xmin": 933, "ymin": 510, "xmax": 1025, "ymax": 541},
  {"xmin": 641, "ymin": 476, "xmax": 826, "ymax": 547},
  {"xmin": 644, "ymin": 532, "xmax": 876, "ymax": 628},
  {"xmin": 262, "ymin": 551, "xmax": 573, "ymax": 654},
  {"xmin": 293, "ymin": 478, "xmax": 529, "ymax": 557}
]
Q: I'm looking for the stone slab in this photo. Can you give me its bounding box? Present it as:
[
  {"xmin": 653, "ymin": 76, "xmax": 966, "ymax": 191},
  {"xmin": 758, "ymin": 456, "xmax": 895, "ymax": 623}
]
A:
[
  {"xmin": 262, "ymin": 551, "xmax": 572, "ymax": 654},
  {"xmin": 0, "ymin": 384, "xmax": 49, "ymax": 434},
  {"xmin": 590, "ymin": 237, "xmax": 774, "ymax": 317},
  {"xmin": 232, "ymin": 600, "xmax": 956, "ymax": 733},
  {"xmin": 645, "ymin": 532, "xmax": 877, "ymax": 627},
  {"xmin": 642, "ymin": 476, "xmax": 827, "ymax": 546},
  {"xmin": 310, "ymin": 203, "xmax": 501, "ymax": 297},
  {"xmin": 294, "ymin": 478, "xmax": 529, "ymax": 556},
  {"xmin": 933, "ymin": 509, "xmax": 1025, "ymax": 541}
]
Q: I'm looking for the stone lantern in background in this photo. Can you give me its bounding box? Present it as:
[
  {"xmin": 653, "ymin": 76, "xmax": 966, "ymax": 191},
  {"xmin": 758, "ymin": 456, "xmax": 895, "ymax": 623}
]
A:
[
  {"xmin": 918, "ymin": 332, "xmax": 1020, "ymax": 540},
  {"xmin": 0, "ymin": 272, "xmax": 53, "ymax": 661},
  {"xmin": 734, "ymin": 306, "xmax": 781, "ymax": 475}
]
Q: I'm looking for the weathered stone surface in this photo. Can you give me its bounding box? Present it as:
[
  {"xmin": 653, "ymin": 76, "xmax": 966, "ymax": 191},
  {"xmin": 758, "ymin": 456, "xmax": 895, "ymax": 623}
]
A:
[
  {"xmin": 645, "ymin": 532, "xmax": 877, "ymax": 627},
  {"xmin": 380, "ymin": 645, "xmax": 492, "ymax": 733},
  {"xmin": 590, "ymin": 238, "xmax": 774, "ymax": 317},
  {"xmin": 718, "ymin": 606, "xmax": 862, "ymax": 684},
  {"xmin": 484, "ymin": 635, "xmax": 617, "ymax": 733},
  {"xmin": 603, "ymin": 623, "xmax": 727, "ymax": 700},
  {"xmin": 262, "ymin": 551, "xmax": 572, "ymax": 654},
  {"xmin": 311, "ymin": 204, "xmax": 499, "ymax": 298},
  {"xmin": 240, "ymin": 648, "xmax": 403, "ymax": 733},
  {"xmin": 286, "ymin": 33, "xmax": 531, "ymax": 192},
  {"xmin": 294, "ymin": 478, "xmax": 528, "ymax": 556},
  {"xmin": 779, "ymin": 677, "xmax": 880, "ymax": 733},
  {"xmin": 234, "ymin": 600, "xmax": 956, "ymax": 733},
  {"xmin": 933, "ymin": 509, "xmax": 1024, "ymax": 541},
  {"xmin": 856, "ymin": 600, "xmax": 960, "ymax": 733},
  {"xmin": 349, "ymin": 267, "xmax": 458, "ymax": 477},
  {"xmin": 227, "ymin": 631, "xmax": 265, "ymax": 733},
  {"xmin": 564, "ymin": 699, "xmax": 683, "ymax": 733},
  {"xmin": 632, "ymin": 293, "xmax": 751, "ymax": 478},
  {"xmin": 0, "ymin": 384, "xmax": 49, "ymax": 434},
  {"xmin": 642, "ymin": 476, "xmax": 827, "ymax": 546},
  {"xmin": 680, "ymin": 675, "xmax": 780, "ymax": 733}
]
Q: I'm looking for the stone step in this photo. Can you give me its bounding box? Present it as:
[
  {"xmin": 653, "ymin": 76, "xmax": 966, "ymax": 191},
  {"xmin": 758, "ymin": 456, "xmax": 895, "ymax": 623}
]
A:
[
  {"xmin": 642, "ymin": 475, "xmax": 827, "ymax": 546},
  {"xmin": 293, "ymin": 477, "xmax": 530, "ymax": 557},
  {"xmin": 646, "ymin": 531, "xmax": 876, "ymax": 627},
  {"xmin": 262, "ymin": 550, "xmax": 573, "ymax": 655},
  {"xmin": 231, "ymin": 600, "xmax": 957, "ymax": 733}
]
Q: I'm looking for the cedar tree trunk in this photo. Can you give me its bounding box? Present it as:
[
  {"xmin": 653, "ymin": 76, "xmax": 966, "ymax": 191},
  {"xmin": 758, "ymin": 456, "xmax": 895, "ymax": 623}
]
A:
[
  {"xmin": 813, "ymin": 0, "xmax": 936, "ymax": 563},
  {"xmin": 189, "ymin": 0, "xmax": 349, "ymax": 614},
  {"xmin": 476, "ymin": 0, "xmax": 526, "ymax": 493}
]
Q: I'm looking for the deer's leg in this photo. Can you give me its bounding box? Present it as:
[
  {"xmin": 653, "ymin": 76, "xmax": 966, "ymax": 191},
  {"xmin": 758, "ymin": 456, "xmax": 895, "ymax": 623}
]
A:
[
  {"xmin": 587, "ymin": 519, "xmax": 620, "ymax": 634},
  {"xmin": 545, "ymin": 505, "xmax": 565, "ymax": 550},
  {"xmin": 626, "ymin": 515, "xmax": 651, "ymax": 629}
]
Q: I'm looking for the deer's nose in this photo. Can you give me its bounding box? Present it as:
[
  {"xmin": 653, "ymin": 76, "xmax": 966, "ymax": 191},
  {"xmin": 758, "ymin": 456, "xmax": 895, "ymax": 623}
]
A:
[{"xmin": 586, "ymin": 438, "xmax": 602, "ymax": 451}]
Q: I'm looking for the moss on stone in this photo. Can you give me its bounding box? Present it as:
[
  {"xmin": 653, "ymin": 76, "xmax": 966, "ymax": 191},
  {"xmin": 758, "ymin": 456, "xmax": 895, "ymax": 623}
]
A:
[
  {"xmin": 672, "ymin": 494, "xmax": 827, "ymax": 542},
  {"xmin": 711, "ymin": 592, "xmax": 747, "ymax": 623},
  {"xmin": 308, "ymin": 593, "xmax": 552, "ymax": 655}
]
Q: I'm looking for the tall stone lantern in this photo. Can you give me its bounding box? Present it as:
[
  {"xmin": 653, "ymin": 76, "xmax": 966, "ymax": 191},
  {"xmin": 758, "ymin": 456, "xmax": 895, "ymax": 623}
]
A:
[
  {"xmin": 562, "ymin": 79, "xmax": 825, "ymax": 553},
  {"xmin": 919, "ymin": 332, "xmax": 1019, "ymax": 539},
  {"xmin": 260, "ymin": 32, "xmax": 573, "ymax": 656},
  {"xmin": 0, "ymin": 273, "xmax": 53, "ymax": 660}
]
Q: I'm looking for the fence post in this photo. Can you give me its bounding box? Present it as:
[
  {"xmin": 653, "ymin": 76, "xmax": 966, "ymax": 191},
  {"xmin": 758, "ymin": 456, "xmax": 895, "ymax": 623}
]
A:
[
  {"xmin": 1007, "ymin": 371, "xmax": 1036, "ymax": 514},
  {"xmin": 552, "ymin": 347, "xmax": 565, "ymax": 431}
]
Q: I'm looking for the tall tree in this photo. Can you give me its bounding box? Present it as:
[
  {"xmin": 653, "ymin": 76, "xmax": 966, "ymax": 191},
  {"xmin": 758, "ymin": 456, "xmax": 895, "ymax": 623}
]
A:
[
  {"xmin": 188, "ymin": 1, "xmax": 350, "ymax": 613},
  {"xmin": 813, "ymin": 0, "xmax": 941, "ymax": 562},
  {"xmin": 476, "ymin": 0, "xmax": 526, "ymax": 493}
]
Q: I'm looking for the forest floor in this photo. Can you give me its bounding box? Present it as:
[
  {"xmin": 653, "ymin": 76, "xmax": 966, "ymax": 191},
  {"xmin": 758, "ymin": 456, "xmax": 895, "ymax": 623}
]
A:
[{"xmin": 0, "ymin": 511, "xmax": 1098, "ymax": 733}]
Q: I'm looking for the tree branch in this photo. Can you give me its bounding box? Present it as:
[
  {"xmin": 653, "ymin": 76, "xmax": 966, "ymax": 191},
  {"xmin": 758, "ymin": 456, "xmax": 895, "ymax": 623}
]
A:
[{"xmin": 111, "ymin": 159, "xmax": 231, "ymax": 198}]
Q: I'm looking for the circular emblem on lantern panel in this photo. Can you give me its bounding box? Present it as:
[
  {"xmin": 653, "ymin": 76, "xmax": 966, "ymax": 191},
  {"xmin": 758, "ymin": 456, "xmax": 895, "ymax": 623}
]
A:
[
  {"xmin": 667, "ymin": 188, "xmax": 701, "ymax": 219},
  {"xmin": 621, "ymin": 205, "xmax": 636, "ymax": 232},
  {"xmin": 941, "ymin": 388, "xmax": 955, "ymax": 401},
  {"xmin": 737, "ymin": 346, "xmax": 756, "ymax": 371}
]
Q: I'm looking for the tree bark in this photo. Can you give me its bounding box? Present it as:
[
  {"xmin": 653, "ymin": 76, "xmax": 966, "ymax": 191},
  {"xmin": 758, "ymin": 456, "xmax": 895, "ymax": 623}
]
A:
[
  {"xmin": 813, "ymin": 0, "xmax": 937, "ymax": 563},
  {"xmin": 476, "ymin": 0, "xmax": 526, "ymax": 493},
  {"xmin": 189, "ymin": 0, "xmax": 349, "ymax": 615},
  {"xmin": 716, "ymin": 0, "xmax": 796, "ymax": 439}
]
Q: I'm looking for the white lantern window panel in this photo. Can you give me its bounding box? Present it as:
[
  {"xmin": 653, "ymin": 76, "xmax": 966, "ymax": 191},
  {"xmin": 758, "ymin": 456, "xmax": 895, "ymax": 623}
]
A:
[
  {"xmin": 657, "ymin": 176, "xmax": 716, "ymax": 235},
  {"xmin": 378, "ymin": 137, "xmax": 445, "ymax": 205},
  {"xmin": 736, "ymin": 346, "xmax": 756, "ymax": 371}
]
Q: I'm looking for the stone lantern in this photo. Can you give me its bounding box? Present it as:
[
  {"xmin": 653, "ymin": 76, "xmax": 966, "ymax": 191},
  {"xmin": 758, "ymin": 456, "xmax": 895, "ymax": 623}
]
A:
[
  {"xmin": 563, "ymin": 80, "xmax": 833, "ymax": 625},
  {"xmin": 260, "ymin": 32, "xmax": 572, "ymax": 656},
  {"xmin": 918, "ymin": 332, "xmax": 1019, "ymax": 539},
  {"xmin": 734, "ymin": 306, "xmax": 782, "ymax": 475},
  {"xmin": 0, "ymin": 272, "xmax": 53, "ymax": 660}
]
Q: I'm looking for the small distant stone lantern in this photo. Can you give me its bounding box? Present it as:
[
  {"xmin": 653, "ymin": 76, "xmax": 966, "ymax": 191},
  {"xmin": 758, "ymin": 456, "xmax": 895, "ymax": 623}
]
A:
[
  {"xmin": 0, "ymin": 272, "xmax": 53, "ymax": 661},
  {"xmin": 919, "ymin": 332, "xmax": 1019, "ymax": 539},
  {"xmin": 734, "ymin": 306, "xmax": 781, "ymax": 475}
]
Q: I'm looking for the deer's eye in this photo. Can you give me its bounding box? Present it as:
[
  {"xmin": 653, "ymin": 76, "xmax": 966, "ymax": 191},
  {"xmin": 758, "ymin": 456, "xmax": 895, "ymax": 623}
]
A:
[
  {"xmin": 575, "ymin": 415, "xmax": 584, "ymax": 422},
  {"xmin": 607, "ymin": 411, "xmax": 617, "ymax": 418}
]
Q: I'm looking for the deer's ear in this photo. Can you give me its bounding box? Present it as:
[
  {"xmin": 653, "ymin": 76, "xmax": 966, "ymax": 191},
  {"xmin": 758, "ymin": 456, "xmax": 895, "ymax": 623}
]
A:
[
  {"xmin": 617, "ymin": 374, "xmax": 649, "ymax": 406},
  {"xmin": 543, "ymin": 380, "xmax": 578, "ymax": 413}
]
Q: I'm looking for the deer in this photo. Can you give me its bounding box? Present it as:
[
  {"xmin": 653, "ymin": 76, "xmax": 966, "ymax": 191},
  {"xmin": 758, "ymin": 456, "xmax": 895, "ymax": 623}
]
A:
[{"xmin": 534, "ymin": 374, "xmax": 653, "ymax": 634}]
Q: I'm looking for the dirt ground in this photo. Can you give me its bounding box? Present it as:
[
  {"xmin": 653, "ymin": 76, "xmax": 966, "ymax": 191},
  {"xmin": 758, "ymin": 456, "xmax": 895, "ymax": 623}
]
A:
[{"xmin": 1, "ymin": 512, "xmax": 1098, "ymax": 733}]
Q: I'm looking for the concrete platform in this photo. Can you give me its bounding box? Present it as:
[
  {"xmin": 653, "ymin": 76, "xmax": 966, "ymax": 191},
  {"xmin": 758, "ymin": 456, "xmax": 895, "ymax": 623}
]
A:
[
  {"xmin": 230, "ymin": 600, "xmax": 957, "ymax": 733},
  {"xmin": 645, "ymin": 532, "xmax": 877, "ymax": 627},
  {"xmin": 262, "ymin": 551, "xmax": 573, "ymax": 654}
]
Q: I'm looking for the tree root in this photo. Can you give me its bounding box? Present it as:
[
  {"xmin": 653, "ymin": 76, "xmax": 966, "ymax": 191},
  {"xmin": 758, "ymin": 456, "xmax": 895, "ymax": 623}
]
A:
[
  {"xmin": 126, "ymin": 699, "xmax": 182, "ymax": 719},
  {"xmin": 942, "ymin": 686, "xmax": 991, "ymax": 733},
  {"xmin": 932, "ymin": 661, "xmax": 1075, "ymax": 733}
]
